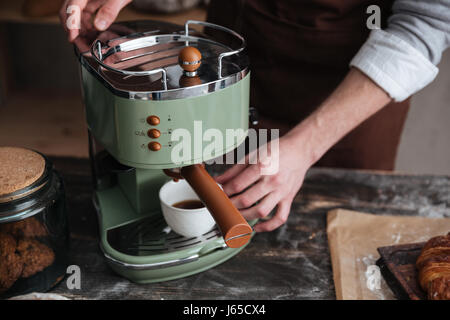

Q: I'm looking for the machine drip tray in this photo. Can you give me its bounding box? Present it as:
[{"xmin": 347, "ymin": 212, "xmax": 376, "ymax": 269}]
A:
[{"xmin": 107, "ymin": 214, "xmax": 223, "ymax": 256}]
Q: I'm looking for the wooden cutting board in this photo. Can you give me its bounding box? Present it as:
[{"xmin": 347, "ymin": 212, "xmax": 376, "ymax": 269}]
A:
[{"xmin": 376, "ymin": 242, "xmax": 427, "ymax": 300}]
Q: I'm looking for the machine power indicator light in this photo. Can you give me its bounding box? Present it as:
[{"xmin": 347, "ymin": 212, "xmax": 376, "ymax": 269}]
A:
[{"xmin": 148, "ymin": 141, "xmax": 161, "ymax": 151}]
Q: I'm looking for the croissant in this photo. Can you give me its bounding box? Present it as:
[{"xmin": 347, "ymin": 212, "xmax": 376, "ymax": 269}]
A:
[{"xmin": 416, "ymin": 232, "xmax": 450, "ymax": 300}]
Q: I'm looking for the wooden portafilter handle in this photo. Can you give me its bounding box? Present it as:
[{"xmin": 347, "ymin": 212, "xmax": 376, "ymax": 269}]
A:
[{"xmin": 180, "ymin": 164, "xmax": 253, "ymax": 248}]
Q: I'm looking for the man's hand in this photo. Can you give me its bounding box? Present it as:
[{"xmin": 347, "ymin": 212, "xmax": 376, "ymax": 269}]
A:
[
  {"xmin": 215, "ymin": 137, "xmax": 311, "ymax": 232},
  {"xmin": 216, "ymin": 68, "xmax": 392, "ymax": 232},
  {"xmin": 59, "ymin": 0, "xmax": 132, "ymax": 42}
]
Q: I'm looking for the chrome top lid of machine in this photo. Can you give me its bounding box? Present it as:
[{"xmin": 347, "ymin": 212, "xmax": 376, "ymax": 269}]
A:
[{"xmin": 76, "ymin": 20, "xmax": 249, "ymax": 100}]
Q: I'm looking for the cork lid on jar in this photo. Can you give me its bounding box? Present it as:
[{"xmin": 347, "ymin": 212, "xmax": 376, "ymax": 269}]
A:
[{"xmin": 0, "ymin": 147, "xmax": 45, "ymax": 197}]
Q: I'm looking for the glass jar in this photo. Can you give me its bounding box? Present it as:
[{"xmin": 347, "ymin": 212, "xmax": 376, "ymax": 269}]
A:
[{"xmin": 0, "ymin": 151, "xmax": 69, "ymax": 298}]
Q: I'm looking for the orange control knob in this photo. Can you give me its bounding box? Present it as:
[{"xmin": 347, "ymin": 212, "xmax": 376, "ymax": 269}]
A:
[
  {"xmin": 147, "ymin": 128, "xmax": 161, "ymax": 139},
  {"xmin": 178, "ymin": 46, "xmax": 202, "ymax": 73},
  {"xmin": 147, "ymin": 115, "xmax": 160, "ymax": 126},
  {"xmin": 148, "ymin": 141, "xmax": 161, "ymax": 151}
]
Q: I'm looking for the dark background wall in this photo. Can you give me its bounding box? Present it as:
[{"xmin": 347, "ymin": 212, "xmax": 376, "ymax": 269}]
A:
[{"xmin": 6, "ymin": 22, "xmax": 80, "ymax": 91}]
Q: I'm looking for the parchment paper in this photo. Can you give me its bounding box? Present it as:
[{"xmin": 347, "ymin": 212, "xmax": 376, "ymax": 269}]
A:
[{"xmin": 327, "ymin": 209, "xmax": 450, "ymax": 300}]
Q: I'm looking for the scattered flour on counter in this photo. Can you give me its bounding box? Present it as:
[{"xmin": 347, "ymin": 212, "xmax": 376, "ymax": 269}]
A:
[
  {"xmin": 418, "ymin": 204, "xmax": 449, "ymax": 218},
  {"xmin": 94, "ymin": 280, "xmax": 130, "ymax": 299},
  {"xmin": 387, "ymin": 194, "xmax": 450, "ymax": 218},
  {"xmin": 361, "ymin": 255, "xmax": 375, "ymax": 266}
]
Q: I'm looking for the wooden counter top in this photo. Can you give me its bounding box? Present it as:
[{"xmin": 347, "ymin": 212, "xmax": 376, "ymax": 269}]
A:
[{"xmin": 47, "ymin": 157, "xmax": 450, "ymax": 299}]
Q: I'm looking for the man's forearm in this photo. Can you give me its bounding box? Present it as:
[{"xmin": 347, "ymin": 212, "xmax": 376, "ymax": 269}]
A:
[{"xmin": 284, "ymin": 68, "xmax": 392, "ymax": 166}]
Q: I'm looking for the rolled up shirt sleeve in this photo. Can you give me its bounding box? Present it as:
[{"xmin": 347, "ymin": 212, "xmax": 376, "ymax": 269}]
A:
[{"xmin": 350, "ymin": 0, "xmax": 450, "ymax": 102}]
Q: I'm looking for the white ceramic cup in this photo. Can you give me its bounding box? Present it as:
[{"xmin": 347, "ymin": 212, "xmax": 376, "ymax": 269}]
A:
[{"xmin": 159, "ymin": 179, "xmax": 216, "ymax": 238}]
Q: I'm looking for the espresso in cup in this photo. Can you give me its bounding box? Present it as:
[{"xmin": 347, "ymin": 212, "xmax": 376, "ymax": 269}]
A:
[{"xmin": 172, "ymin": 199, "xmax": 205, "ymax": 210}]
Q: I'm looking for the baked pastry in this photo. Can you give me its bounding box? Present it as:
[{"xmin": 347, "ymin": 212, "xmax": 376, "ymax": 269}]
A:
[
  {"xmin": 416, "ymin": 232, "xmax": 450, "ymax": 300},
  {"xmin": 0, "ymin": 232, "xmax": 24, "ymax": 293},
  {"xmin": 0, "ymin": 230, "xmax": 55, "ymax": 294},
  {"xmin": 0, "ymin": 217, "xmax": 48, "ymax": 238},
  {"xmin": 16, "ymin": 239, "xmax": 55, "ymax": 278},
  {"xmin": 0, "ymin": 232, "xmax": 16, "ymax": 256}
]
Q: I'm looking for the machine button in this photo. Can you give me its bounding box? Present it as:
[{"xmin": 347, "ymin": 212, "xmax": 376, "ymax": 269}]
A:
[
  {"xmin": 148, "ymin": 141, "xmax": 161, "ymax": 151},
  {"xmin": 147, "ymin": 115, "xmax": 160, "ymax": 126},
  {"xmin": 147, "ymin": 129, "xmax": 161, "ymax": 139}
]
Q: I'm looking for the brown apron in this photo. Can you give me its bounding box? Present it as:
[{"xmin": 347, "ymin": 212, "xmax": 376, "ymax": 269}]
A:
[{"xmin": 207, "ymin": 0, "xmax": 410, "ymax": 170}]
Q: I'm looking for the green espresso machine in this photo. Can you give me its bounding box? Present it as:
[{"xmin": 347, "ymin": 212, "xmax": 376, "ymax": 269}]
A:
[{"xmin": 75, "ymin": 20, "xmax": 254, "ymax": 283}]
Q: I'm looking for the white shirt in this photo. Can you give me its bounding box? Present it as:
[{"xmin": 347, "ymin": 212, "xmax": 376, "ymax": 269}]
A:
[{"xmin": 350, "ymin": 0, "xmax": 450, "ymax": 102}]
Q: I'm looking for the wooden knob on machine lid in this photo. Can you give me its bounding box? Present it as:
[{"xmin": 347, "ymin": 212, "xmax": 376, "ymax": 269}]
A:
[
  {"xmin": 178, "ymin": 46, "xmax": 202, "ymax": 75},
  {"xmin": 179, "ymin": 75, "xmax": 202, "ymax": 87}
]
